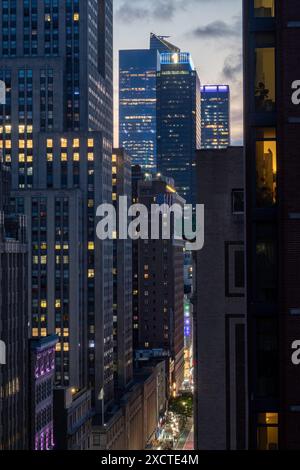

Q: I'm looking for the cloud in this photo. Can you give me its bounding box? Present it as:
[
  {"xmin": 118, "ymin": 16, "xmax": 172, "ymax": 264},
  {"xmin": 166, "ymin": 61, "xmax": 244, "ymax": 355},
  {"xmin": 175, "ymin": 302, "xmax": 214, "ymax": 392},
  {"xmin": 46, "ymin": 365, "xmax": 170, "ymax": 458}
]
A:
[
  {"xmin": 189, "ymin": 16, "xmax": 241, "ymax": 39},
  {"xmin": 115, "ymin": 0, "xmax": 201, "ymax": 23},
  {"xmin": 222, "ymin": 52, "xmax": 242, "ymax": 82}
]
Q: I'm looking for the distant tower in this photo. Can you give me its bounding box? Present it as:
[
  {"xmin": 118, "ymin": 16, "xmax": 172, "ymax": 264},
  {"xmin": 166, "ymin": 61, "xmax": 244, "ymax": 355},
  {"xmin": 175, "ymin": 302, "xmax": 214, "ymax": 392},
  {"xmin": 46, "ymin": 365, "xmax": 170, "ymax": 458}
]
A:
[{"xmin": 201, "ymin": 85, "xmax": 231, "ymax": 149}]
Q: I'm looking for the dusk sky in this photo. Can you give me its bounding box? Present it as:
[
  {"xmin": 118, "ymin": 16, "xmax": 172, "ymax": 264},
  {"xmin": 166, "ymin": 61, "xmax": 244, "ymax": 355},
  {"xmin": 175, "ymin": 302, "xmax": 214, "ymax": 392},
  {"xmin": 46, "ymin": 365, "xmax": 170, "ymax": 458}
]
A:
[{"xmin": 113, "ymin": 0, "xmax": 243, "ymax": 147}]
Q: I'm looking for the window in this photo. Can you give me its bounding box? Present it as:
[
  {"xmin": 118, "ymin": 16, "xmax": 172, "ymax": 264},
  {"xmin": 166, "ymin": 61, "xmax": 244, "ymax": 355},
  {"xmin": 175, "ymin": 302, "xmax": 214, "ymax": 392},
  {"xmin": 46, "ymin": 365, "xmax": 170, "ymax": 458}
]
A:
[
  {"xmin": 256, "ymin": 318, "xmax": 278, "ymax": 398},
  {"xmin": 256, "ymin": 128, "xmax": 277, "ymax": 207},
  {"xmin": 254, "ymin": 0, "xmax": 275, "ymax": 18},
  {"xmin": 234, "ymin": 250, "xmax": 245, "ymax": 288},
  {"xmin": 255, "ymin": 48, "xmax": 276, "ymax": 112},
  {"xmin": 232, "ymin": 189, "xmax": 244, "ymax": 214},
  {"xmin": 257, "ymin": 413, "xmax": 278, "ymax": 450}
]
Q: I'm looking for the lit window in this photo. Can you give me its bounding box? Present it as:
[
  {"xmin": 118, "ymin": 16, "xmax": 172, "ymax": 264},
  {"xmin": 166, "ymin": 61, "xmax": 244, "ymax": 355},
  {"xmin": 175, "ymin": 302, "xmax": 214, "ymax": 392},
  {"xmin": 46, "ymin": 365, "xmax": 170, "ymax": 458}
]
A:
[
  {"xmin": 73, "ymin": 152, "xmax": 80, "ymax": 161},
  {"xmin": 88, "ymin": 269, "xmax": 95, "ymax": 278},
  {"xmin": 19, "ymin": 154, "xmax": 25, "ymax": 162},
  {"xmin": 61, "ymin": 138, "xmax": 67, "ymax": 148},
  {"xmin": 112, "ymin": 154, "xmax": 117, "ymax": 163},
  {"xmin": 6, "ymin": 140, "xmax": 11, "ymax": 149},
  {"xmin": 41, "ymin": 329, "xmax": 47, "ymax": 337},
  {"xmin": 255, "ymin": 48, "xmax": 276, "ymax": 112},
  {"xmin": 56, "ymin": 343, "xmax": 61, "ymax": 352},
  {"xmin": 41, "ymin": 300, "xmax": 47, "ymax": 308},
  {"xmin": 27, "ymin": 140, "xmax": 33, "ymax": 149},
  {"xmin": 32, "ymin": 329, "xmax": 39, "ymax": 337},
  {"xmin": 88, "ymin": 152, "xmax": 94, "ymax": 161},
  {"xmin": 88, "ymin": 242, "xmax": 95, "ymax": 250},
  {"xmin": 47, "ymin": 153, "xmax": 53, "ymax": 162},
  {"xmin": 61, "ymin": 153, "xmax": 67, "ymax": 161},
  {"xmin": 63, "ymin": 343, "xmax": 69, "ymax": 352},
  {"xmin": 73, "ymin": 138, "xmax": 80, "ymax": 148},
  {"xmin": 47, "ymin": 139, "xmax": 53, "ymax": 148},
  {"xmin": 55, "ymin": 300, "xmax": 61, "ymax": 308},
  {"xmin": 257, "ymin": 413, "xmax": 278, "ymax": 450},
  {"xmin": 256, "ymin": 128, "xmax": 277, "ymax": 207},
  {"xmin": 73, "ymin": 13, "xmax": 79, "ymax": 21},
  {"xmin": 88, "ymin": 138, "xmax": 94, "ymax": 148}
]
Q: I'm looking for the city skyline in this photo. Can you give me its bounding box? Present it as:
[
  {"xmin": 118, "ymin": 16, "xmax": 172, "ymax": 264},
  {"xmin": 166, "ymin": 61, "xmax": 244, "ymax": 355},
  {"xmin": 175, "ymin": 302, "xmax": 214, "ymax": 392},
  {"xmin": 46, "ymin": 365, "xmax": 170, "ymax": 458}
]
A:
[{"xmin": 114, "ymin": 0, "xmax": 243, "ymax": 146}]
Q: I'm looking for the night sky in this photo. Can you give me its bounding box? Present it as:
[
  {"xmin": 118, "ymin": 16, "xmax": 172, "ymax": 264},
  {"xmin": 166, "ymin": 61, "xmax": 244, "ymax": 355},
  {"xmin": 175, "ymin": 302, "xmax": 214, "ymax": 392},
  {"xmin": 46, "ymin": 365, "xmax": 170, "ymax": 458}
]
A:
[{"xmin": 113, "ymin": 0, "xmax": 243, "ymax": 146}]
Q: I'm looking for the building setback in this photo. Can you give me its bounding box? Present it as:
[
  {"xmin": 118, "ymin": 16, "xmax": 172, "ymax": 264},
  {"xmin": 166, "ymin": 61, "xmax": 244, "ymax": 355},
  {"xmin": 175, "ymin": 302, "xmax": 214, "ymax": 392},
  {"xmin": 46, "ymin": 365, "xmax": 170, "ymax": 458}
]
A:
[
  {"xmin": 0, "ymin": 0, "xmax": 114, "ymax": 420},
  {"xmin": 0, "ymin": 160, "xmax": 28, "ymax": 450},
  {"xmin": 244, "ymin": 0, "xmax": 300, "ymax": 449},
  {"xmin": 201, "ymin": 85, "xmax": 231, "ymax": 149},
  {"xmin": 194, "ymin": 147, "xmax": 247, "ymax": 450}
]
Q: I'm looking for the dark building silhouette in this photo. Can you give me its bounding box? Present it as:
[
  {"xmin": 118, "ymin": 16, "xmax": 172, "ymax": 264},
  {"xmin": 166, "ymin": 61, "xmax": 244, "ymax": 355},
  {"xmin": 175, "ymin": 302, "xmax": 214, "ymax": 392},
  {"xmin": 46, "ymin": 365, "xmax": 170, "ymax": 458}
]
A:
[
  {"xmin": 194, "ymin": 147, "xmax": 247, "ymax": 450},
  {"xmin": 0, "ymin": 160, "xmax": 28, "ymax": 450},
  {"xmin": 112, "ymin": 148, "xmax": 133, "ymax": 393},
  {"xmin": 244, "ymin": 0, "xmax": 300, "ymax": 449},
  {"xmin": 53, "ymin": 387, "xmax": 92, "ymax": 450}
]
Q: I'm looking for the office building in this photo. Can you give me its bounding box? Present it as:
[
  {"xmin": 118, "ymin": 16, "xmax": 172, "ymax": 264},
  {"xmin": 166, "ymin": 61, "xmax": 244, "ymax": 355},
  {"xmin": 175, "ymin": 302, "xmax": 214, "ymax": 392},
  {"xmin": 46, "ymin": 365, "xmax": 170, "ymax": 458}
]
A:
[
  {"xmin": 135, "ymin": 175, "xmax": 185, "ymax": 395},
  {"xmin": 244, "ymin": 0, "xmax": 300, "ymax": 449},
  {"xmin": 194, "ymin": 147, "xmax": 247, "ymax": 450},
  {"xmin": 119, "ymin": 34, "xmax": 182, "ymax": 172},
  {"xmin": 157, "ymin": 52, "xmax": 201, "ymax": 205},
  {"xmin": 0, "ymin": 160, "xmax": 28, "ymax": 450},
  {"xmin": 112, "ymin": 148, "xmax": 133, "ymax": 393},
  {"xmin": 29, "ymin": 335, "xmax": 58, "ymax": 451},
  {"xmin": 201, "ymin": 85, "xmax": 231, "ymax": 149},
  {"xmin": 0, "ymin": 0, "xmax": 114, "ymax": 418},
  {"xmin": 119, "ymin": 49, "xmax": 160, "ymax": 171},
  {"xmin": 53, "ymin": 387, "xmax": 92, "ymax": 450},
  {"xmin": 92, "ymin": 360, "xmax": 167, "ymax": 450}
]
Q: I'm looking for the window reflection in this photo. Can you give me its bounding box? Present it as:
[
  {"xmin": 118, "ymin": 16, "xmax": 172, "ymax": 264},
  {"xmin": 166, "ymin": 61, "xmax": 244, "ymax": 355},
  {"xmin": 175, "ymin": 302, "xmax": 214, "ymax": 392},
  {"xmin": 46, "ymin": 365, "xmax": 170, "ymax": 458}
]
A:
[
  {"xmin": 255, "ymin": 48, "xmax": 276, "ymax": 112},
  {"xmin": 256, "ymin": 128, "xmax": 277, "ymax": 207},
  {"xmin": 254, "ymin": 0, "xmax": 275, "ymax": 18}
]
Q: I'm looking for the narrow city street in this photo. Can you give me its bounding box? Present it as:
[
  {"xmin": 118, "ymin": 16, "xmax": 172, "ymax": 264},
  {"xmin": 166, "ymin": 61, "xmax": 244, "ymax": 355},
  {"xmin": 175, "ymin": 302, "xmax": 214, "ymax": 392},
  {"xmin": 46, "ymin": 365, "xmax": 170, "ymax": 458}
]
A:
[{"xmin": 176, "ymin": 420, "xmax": 194, "ymax": 450}]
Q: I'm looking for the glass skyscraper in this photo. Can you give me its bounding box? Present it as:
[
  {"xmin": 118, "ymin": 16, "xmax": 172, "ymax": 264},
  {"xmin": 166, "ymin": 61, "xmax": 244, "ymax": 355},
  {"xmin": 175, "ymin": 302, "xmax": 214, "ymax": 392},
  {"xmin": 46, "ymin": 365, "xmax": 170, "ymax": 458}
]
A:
[
  {"xmin": 157, "ymin": 52, "xmax": 201, "ymax": 205},
  {"xmin": 201, "ymin": 85, "xmax": 231, "ymax": 149},
  {"xmin": 119, "ymin": 49, "xmax": 160, "ymax": 171},
  {"xmin": 119, "ymin": 34, "xmax": 180, "ymax": 171}
]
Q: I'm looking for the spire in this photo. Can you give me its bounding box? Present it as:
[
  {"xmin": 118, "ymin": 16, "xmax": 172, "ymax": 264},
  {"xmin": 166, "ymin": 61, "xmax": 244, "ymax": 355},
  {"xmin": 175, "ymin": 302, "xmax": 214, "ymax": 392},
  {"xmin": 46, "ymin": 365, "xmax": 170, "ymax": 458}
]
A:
[{"xmin": 150, "ymin": 33, "xmax": 180, "ymax": 54}]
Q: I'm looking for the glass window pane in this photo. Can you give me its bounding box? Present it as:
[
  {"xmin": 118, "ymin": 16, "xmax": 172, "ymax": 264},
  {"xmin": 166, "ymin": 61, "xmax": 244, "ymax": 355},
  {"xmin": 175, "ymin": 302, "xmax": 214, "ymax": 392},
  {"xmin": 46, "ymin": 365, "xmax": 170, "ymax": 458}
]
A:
[
  {"xmin": 257, "ymin": 426, "xmax": 278, "ymax": 450},
  {"xmin": 254, "ymin": 0, "xmax": 275, "ymax": 18},
  {"xmin": 256, "ymin": 139, "xmax": 277, "ymax": 207},
  {"xmin": 256, "ymin": 318, "xmax": 278, "ymax": 397},
  {"xmin": 255, "ymin": 48, "xmax": 276, "ymax": 112}
]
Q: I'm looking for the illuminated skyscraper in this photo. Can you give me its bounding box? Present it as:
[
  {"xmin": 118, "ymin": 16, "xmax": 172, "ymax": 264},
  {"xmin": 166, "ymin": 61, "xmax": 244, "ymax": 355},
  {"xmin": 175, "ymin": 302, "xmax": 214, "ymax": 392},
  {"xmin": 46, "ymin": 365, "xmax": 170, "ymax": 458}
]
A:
[
  {"xmin": 201, "ymin": 85, "xmax": 231, "ymax": 149},
  {"xmin": 157, "ymin": 52, "xmax": 201, "ymax": 205},
  {"xmin": 119, "ymin": 34, "xmax": 181, "ymax": 172},
  {"xmin": 0, "ymin": 0, "xmax": 114, "ymax": 422},
  {"xmin": 119, "ymin": 49, "xmax": 160, "ymax": 171}
]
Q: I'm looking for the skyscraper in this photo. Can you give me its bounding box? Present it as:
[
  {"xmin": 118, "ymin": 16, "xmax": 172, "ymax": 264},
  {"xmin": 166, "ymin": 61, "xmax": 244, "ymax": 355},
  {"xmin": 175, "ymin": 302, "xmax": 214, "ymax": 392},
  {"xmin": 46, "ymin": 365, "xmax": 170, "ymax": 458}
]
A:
[
  {"xmin": 201, "ymin": 85, "xmax": 231, "ymax": 149},
  {"xmin": 0, "ymin": 1, "xmax": 114, "ymax": 419},
  {"xmin": 112, "ymin": 148, "xmax": 133, "ymax": 393},
  {"xmin": 119, "ymin": 34, "xmax": 182, "ymax": 172},
  {"xmin": 0, "ymin": 160, "xmax": 28, "ymax": 450},
  {"xmin": 119, "ymin": 49, "xmax": 160, "ymax": 171},
  {"xmin": 135, "ymin": 175, "xmax": 185, "ymax": 396},
  {"xmin": 244, "ymin": 0, "xmax": 300, "ymax": 449},
  {"xmin": 157, "ymin": 52, "xmax": 201, "ymax": 205}
]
